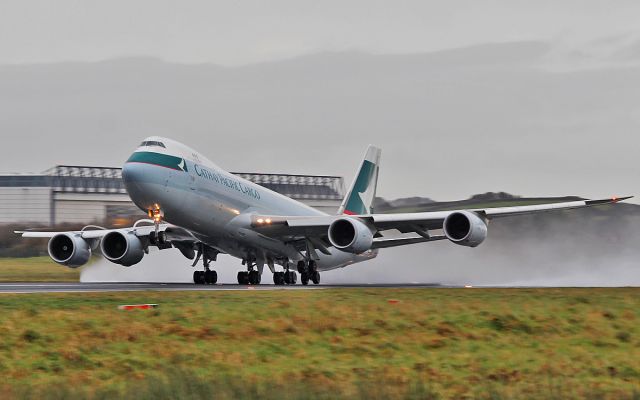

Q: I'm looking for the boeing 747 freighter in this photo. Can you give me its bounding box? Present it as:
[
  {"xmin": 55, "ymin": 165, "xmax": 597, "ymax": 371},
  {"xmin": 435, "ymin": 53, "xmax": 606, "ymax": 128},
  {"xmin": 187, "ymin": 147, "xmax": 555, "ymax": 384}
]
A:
[{"xmin": 16, "ymin": 138, "xmax": 632, "ymax": 285}]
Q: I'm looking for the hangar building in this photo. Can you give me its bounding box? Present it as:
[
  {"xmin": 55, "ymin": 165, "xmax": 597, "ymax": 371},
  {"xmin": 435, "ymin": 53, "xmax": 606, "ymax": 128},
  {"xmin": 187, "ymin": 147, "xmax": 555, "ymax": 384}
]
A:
[{"xmin": 0, "ymin": 165, "xmax": 345, "ymax": 226}]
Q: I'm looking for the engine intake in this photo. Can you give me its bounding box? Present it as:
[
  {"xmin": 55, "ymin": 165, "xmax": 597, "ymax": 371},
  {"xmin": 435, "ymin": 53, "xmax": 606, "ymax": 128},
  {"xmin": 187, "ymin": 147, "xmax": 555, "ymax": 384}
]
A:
[
  {"xmin": 328, "ymin": 218, "xmax": 374, "ymax": 254},
  {"xmin": 48, "ymin": 233, "xmax": 91, "ymax": 268},
  {"xmin": 100, "ymin": 231, "xmax": 144, "ymax": 267},
  {"xmin": 443, "ymin": 211, "xmax": 488, "ymax": 248}
]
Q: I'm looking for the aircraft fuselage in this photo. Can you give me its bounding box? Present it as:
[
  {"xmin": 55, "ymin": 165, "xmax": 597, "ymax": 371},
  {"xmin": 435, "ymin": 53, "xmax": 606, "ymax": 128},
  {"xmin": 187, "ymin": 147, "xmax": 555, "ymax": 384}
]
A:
[{"xmin": 121, "ymin": 138, "xmax": 376, "ymax": 271}]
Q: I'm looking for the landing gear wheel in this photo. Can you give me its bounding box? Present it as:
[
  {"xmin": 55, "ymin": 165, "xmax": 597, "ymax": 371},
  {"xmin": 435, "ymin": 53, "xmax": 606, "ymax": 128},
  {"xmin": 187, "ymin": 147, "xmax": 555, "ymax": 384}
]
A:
[
  {"xmin": 204, "ymin": 270, "xmax": 218, "ymax": 285},
  {"xmin": 297, "ymin": 260, "xmax": 307, "ymax": 274},
  {"xmin": 157, "ymin": 231, "xmax": 168, "ymax": 245},
  {"xmin": 273, "ymin": 272, "xmax": 285, "ymax": 285},
  {"xmin": 308, "ymin": 260, "xmax": 317, "ymax": 273},
  {"xmin": 287, "ymin": 271, "xmax": 297, "ymax": 285},
  {"xmin": 193, "ymin": 270, "xmax": 205, "ymax": 285},
  {"xmin": 237, "ymin": 271, "xmax": 249, "ymax": 285},
  {"xmin": 301, "ymin": 272, "xmax": 309, "ymax": 286},
  {"xmin": 149, "ymin": 231, "xmax": 157, "ymax": 246},
  {"xmin": 311, "ymin": 271, "xmax": 320, "ymax": 285},
  {"xmin": 249, "ymin": 270, "xmax": 261, "ymax": 285}
]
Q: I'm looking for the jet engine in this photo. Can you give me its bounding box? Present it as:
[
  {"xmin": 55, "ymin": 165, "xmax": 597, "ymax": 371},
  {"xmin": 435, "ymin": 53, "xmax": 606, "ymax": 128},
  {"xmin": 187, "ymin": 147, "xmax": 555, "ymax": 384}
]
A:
[
  {"xmin": 328, "ymin": 218, "xmax": 374, "ymax": 254},
  {"xmin": 443, "ymin": 211, "xmax": 488, "ymax": 248},
  {"xmin": 100, "ymin": 231, "xmax": 145, "ymax": 267},
  {"xmin": 48, "ymin": 233, "xmax": 91, "ymax": 268}
]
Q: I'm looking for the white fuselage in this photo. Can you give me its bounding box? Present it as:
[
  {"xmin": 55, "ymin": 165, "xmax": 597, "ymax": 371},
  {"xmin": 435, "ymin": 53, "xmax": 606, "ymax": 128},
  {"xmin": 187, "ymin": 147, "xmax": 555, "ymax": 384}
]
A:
[{"xmin": 121, "ymin": 137, "xmax": 377, "ymax": 271}]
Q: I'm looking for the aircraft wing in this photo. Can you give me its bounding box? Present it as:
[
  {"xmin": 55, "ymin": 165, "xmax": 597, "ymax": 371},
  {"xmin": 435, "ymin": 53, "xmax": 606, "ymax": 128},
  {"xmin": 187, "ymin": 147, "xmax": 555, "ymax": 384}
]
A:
[
  {"xmin": 367, "ymin": 196, "xmax": 632, "ymax": 232},
  {"xmin": 252, "ymin": 196, "xmax": 632, "ymax": 240},
  {"xmin": 15, "ymin": 223, "xmax": 196, "ymax": 242}
]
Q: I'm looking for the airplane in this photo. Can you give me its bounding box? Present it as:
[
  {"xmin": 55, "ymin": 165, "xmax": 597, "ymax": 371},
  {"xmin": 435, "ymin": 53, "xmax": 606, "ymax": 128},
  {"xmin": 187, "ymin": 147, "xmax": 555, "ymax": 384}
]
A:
[{"xmin": 16, "ymin": 137, "xmax": 632, "ymax": 285}]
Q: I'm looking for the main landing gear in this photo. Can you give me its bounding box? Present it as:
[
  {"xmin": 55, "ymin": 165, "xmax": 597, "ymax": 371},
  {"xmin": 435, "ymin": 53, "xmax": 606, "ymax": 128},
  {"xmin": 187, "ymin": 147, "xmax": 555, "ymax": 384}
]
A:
[
  {"xmin": 273, "ymin": 262, "xmax": 297, "ymax": 286},
  {"xmin": 237, "ymin": 270, "xmax": 261, "ymax": 285},
  {"xmin": 237, "ymin": 259, "xmax": 317, "ymax": 286},
  {"xmin": 193, "ymin": 244, "xmax": 217, "ymax": 285},
  {"xmin": 238, "ymin": 259, "xmax": 262, "ymax": 285},
  {"xmin": 299, "ymin": 260, "xmax": 320, "ymax": 286},
  {"xmin": 194, "ymin": 269, "xmax": 217, "ymax": 285}
]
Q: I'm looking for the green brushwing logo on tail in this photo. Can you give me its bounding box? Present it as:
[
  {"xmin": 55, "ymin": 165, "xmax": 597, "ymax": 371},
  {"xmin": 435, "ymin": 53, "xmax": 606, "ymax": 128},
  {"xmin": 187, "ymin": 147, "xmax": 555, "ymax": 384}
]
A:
[{"xmin": 343, "ymin": 159, "xmax": 378, "ymax": 215}]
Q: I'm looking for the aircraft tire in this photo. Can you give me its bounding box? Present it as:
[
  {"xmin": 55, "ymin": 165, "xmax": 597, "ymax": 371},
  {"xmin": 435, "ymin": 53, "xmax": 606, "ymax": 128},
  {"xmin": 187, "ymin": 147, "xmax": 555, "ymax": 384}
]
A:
[
  {"xmin": 273, "ymin": 272, "xmax": 285, "ymax": 285},
  {"xmin": 193, "ymin": 271, "xmax": 205, "ymax": 285},
  {"xmin": 157, "ymin": 231, "xmax": 168, "ymax": 245},
  {"xmin": 204, "ymin": 270, "xmax": 217, "ymax": 285},
  {"xmin": 301, "ymin": 272, "xmax": 309, "ymax": 286},
  {"xmin": 249, "ymin": 270, "xmax": 261, "ymax": 285},
  {"xmin": 237, "ymin": 271, "xmax": 249, "ymax": 285},
  {"xmin": 296, "ymin": 261, "xmax": 306, "ymax": 273},
  {"xmin": 288, "ymin": 271, "xmax": 298, "ymax": 285},
  {"xmin": 311, "ymin": 271, "xmax": 320, "ymax": 285},
  {"xmin": 149, "ymin": 231, "xmax": 157, "ymax": 246},
  {"xmin": 308, "ymin": 260, "xmax": 317, "ymax": 273}
]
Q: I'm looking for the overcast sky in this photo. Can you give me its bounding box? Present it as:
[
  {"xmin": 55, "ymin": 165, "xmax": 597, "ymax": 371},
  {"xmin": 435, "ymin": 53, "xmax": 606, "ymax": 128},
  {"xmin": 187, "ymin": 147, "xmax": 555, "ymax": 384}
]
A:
[
  {"xmin": 1, "ymin": 1, "xmax": 638, "ymax": 203},
  {"xmin": 1, "ymin": 0, "xmax": 640, "ymax": 65}
]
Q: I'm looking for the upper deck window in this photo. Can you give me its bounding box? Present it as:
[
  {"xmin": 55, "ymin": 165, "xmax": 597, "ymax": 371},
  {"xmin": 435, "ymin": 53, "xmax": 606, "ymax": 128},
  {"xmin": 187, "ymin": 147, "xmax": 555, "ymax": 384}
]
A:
[{"xmin": 140, "ymin": 141, "xmax": 166, "ymax": 148}]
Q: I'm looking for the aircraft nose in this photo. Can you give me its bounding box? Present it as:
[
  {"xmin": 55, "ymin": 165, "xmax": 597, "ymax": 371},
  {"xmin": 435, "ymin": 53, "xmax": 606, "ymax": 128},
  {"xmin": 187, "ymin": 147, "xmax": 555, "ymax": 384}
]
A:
[
  {"xmin": 121, "ymin": 162, "xmax": 144, "ymax": 185},
  {"xmin": 121, "ymin": 162, "xmax": 158, "ymax": 208}
]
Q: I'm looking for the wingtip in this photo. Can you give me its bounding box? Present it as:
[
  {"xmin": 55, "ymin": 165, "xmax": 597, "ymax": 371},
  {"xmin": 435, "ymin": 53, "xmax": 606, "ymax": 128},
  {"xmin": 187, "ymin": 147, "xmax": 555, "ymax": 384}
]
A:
[
  {"xmin": 612, "ymin": 195, "xmax": 633, "ymax": 203},
  {"xmin": 584, "ymin": 196, "xmax": 633, "ymax": 206}
]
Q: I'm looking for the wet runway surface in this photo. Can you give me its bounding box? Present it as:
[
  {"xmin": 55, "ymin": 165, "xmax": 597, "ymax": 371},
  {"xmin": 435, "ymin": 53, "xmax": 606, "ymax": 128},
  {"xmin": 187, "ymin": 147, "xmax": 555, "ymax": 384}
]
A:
[{"xmin": 0, "ymin": 282, "xmax": 449, "ymax": 294}]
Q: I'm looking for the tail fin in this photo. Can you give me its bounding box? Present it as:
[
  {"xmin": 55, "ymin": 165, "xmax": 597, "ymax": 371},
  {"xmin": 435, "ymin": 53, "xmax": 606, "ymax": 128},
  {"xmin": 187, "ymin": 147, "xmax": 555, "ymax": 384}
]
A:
[{"xmin": 338, "ymin": 145, "xmax": 381, "ymax": 215}]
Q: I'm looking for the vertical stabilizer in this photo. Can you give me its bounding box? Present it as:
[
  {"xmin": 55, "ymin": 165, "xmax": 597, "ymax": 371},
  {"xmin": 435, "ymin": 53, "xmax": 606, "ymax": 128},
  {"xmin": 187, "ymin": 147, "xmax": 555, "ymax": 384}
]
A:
[{"xmin": 338, "ymin": 145, "xmax": 381, "ymax": 215}]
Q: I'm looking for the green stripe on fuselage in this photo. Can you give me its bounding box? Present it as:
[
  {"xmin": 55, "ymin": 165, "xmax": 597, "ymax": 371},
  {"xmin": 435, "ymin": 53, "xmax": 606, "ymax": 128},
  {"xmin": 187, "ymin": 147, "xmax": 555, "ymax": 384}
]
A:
[{"xmin": 126, "ymin": 151, "xmax": 187, "ymax": 172}]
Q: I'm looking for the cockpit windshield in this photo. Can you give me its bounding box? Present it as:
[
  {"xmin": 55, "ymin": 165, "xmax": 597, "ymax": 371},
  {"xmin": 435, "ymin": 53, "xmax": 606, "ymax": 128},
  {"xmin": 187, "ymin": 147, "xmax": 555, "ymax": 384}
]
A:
[{"xmin": 140, "ymin": 141, "xmax": 166, "ymax": 148}]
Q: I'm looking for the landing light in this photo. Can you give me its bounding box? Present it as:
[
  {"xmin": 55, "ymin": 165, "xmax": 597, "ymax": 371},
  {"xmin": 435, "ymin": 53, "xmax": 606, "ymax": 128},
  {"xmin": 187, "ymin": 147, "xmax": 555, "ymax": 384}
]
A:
[
  {"xmin": 257, "ymin": 218, "xmax": 264, "ymax": 224},
  {"xmin": 149, "ymin": 206, "xmax": 163, "ymax": 223}
]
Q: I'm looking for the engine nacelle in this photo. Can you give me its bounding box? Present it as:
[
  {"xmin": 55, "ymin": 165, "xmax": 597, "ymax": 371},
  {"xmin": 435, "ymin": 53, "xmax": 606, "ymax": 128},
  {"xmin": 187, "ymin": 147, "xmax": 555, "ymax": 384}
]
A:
[
  {"xmin": 328, "ymin": 218, "xmax": 374, "ymax": 254},
  {"xmin": 100, "ymin": 231, "xmax": 144, "ymax": 267},
  {"xmin": 443, "ymin": 211, "xmax": 488, "ymax": 248},
  {"xmin": 48, "ymin": 233, "xmax": 91, "ymax": 268}
]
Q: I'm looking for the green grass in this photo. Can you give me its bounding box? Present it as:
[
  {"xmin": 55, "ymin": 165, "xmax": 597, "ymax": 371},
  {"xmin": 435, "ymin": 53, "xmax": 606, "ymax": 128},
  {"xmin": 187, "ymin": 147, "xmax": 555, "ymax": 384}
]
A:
[
  {"xmin": 0, "ymin": 288, "xmax": 638, "ymax": 399},
  {"xmin": 0, "ymin": 257, "xmax": 80, "ymax": 282}
]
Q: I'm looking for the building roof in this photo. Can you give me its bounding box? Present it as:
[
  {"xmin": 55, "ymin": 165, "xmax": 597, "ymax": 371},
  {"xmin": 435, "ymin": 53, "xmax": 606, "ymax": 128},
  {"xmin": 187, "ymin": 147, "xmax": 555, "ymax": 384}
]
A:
[{"xmin": 0, "ymin": 165, "xmax": 345, "ymax": 201}]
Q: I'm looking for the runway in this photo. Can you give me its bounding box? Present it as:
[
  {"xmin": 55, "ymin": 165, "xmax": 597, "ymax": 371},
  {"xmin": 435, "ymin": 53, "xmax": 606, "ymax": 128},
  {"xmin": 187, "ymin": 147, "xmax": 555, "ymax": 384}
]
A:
[{"xmin": 0, "ymin": 282, "xmax": 446, "ymax": 294}]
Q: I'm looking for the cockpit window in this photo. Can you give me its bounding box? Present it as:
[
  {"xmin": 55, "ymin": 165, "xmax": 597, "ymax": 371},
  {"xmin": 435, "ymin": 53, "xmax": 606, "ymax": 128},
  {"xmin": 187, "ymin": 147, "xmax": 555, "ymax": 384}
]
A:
[{"xmin": 140, "ymin": 141, "xmax": 166, "ymax": 148}]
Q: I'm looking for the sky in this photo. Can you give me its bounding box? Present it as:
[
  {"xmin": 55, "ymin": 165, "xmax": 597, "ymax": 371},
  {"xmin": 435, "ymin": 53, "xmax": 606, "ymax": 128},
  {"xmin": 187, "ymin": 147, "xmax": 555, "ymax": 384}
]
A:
[
  {"xmin": 1, "ymin": 0, "xmax": 640, "ymax": 65},
  {"xmin": 0, "ymin": 0, "xmax": 638, "ymax": 203}
]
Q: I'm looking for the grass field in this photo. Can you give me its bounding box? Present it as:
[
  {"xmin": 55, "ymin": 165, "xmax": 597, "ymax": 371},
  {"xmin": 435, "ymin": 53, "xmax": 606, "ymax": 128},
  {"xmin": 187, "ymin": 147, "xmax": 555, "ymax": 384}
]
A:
[
  {"xmin": 0, "ymin": 288, "xmax": 638, "ymax": 399},
  {"xmin": 0, "ymin": 257, "xmax": 80, "ymax": 282}
]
